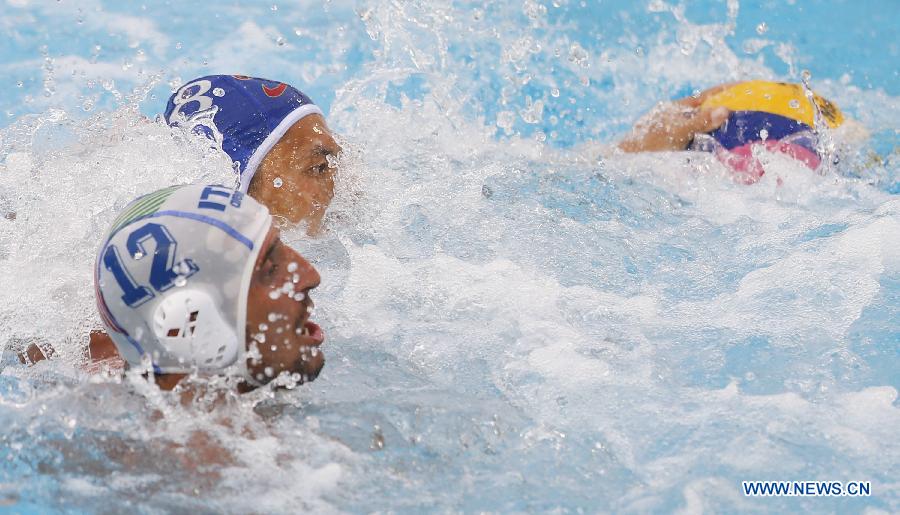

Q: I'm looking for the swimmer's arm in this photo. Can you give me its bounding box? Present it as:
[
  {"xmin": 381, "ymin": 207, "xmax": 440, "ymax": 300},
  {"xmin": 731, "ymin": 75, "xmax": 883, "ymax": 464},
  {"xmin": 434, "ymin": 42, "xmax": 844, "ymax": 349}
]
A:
[
  {"xmin": 618, "ymin": 83, "xmax": 734, "ymax": 153},
  {"xmin": 17, "ymin": 331, "xmax": 123, "ymax": 370},
  {"xmin": 88, "ymin": 331, "xmax": 120, "ymax": 361},
  {"xmin": 17, "ymin": 341, "xmax": 55, "ymax": 365},
  {"xmin": 83, "ymin": 330, "xmax": 126, "ymax": 375}
]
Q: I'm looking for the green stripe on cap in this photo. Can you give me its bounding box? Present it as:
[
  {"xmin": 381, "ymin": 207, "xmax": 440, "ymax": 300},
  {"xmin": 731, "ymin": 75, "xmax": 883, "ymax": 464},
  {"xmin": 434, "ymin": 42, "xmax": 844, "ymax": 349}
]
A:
[{"xmin": 109, "ymin": 186, "xmax": 181, "ymax": 234}]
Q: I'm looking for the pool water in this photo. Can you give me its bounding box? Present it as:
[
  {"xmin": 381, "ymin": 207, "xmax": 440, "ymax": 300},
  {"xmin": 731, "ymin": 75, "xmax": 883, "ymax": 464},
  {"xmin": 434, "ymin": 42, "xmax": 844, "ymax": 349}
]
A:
[{"xmin": 1, "ymin": 0, "xmax": 898, "ymax": 512}]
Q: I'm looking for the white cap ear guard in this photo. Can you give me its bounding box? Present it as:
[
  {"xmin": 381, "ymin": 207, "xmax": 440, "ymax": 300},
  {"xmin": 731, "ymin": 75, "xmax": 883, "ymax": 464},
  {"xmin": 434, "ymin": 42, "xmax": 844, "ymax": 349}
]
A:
[
  {"xmin": 94, "ymin": 184, "xmax": 271, "ymax": 377},
  {"xmin": 151, "ymin": 289, "xmax": 238, "ymax": 369}
]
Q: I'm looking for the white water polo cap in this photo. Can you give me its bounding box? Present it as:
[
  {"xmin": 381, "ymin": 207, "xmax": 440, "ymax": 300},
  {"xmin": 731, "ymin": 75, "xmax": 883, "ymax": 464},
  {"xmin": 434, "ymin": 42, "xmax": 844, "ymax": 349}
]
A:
[{"xmin": 94, "ymin": 184, "xmax": 272, "ymax": 376}]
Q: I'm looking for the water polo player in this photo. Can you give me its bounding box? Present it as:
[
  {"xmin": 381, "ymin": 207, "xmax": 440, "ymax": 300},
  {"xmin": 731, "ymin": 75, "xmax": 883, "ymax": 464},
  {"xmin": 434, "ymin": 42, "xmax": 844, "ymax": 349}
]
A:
[
  {"xmin": 19, "ymin": 76, "xmax": 340, "ymax": 368},
  {"xmin": 619, "ymin": 80, "xmax": 846, "ymax": 183},
  {"xmin": 165, "ymin": 75, "xmax": 342, "ymax": 235},
  {"xmin": 92, "ymin": 184, "xmax": 325, "ymax": 391}
]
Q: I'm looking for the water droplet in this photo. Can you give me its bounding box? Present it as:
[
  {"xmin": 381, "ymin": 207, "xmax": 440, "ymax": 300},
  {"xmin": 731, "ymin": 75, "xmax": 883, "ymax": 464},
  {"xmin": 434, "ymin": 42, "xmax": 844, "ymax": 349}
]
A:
[
  {"xmin": 273, "ymin": 177, "xmax": 283, "ymax": 188},
  {"xmin": 550, "ymin": 88, "xmax": 560, "ymax": 97},
  {"xmin": 212, "ymin": 87, "xmax": 225, "ymax": 97},
  {"xmin": 268, "ymin": 312, "xmax": 280, "ymax": 322},
  {"xmin": 132, "ymin": 251, "xmax": 144, "ymax": 260},
  {"xmin": 276, "ymin": 36, "xmax": 286, "ymax": 46},
  {"xmin": 294, "ymin": 28, "xmax": 303, "ymax": 37},
  {"xmin": 647, "ymin": 0, "xmax": 666, "ymax": 12},
  {"xmin": 268, "ymin": 290, "xmax": 281, "ymax": 300},
  {"xmin": 568, "ymin": 43, "xmax": 589, "ymax": 67},
  {"xmin": 264, "ymin": 366, "xmax": 274, "ymax": 377},
  {"xmin": 371, "ymin": 425, "xmax": 385, "ymax": 450},
  {"xmin": 258, "ymin": 323, "xmax": 268, "ymax": 331},
  {"xmin": 174, "ymin": 275, "xmax": 187, "ymax": 287},
  {"xmin": 175, "ymin": 42, "xmax": 183, "ymax": 50},
  {"xmin": 271, "ymin": 4, "xmax": 278, "ymax": 11},
  {"xmin": 759, "ymin": 129, "xmax": 769, "ymax": 140},
  {"xmin": 756, "ymin": 22, "xmax": 768, "ymax": 35},
  {"xmin": 293, "ymin": 292, "xmax": 305, "ymax": 301},
  {"xmin": 16, "ymin": 81, "xmax": 23, "ymax": 88},
  {"xmin": 789, "ymin": 99, "xmax": 801, "ymax": 109},
  {"xmin": 496, "ymin": 111, "xmax": 515, "ymax": 131},
  {"xmin": 287, "ymin": 262, "xmax": 298, "ymax": 273},
  {"xmin": 292, "ymin": 273, "xmax": 300, "ymax": 283}
]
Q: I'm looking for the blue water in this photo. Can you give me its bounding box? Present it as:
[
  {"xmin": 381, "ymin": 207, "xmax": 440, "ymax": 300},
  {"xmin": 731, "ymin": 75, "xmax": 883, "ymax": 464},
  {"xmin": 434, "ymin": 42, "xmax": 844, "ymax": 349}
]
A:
[{"xmin": 1, "ymin": 0, "xmax": 898, "ymax": 513}]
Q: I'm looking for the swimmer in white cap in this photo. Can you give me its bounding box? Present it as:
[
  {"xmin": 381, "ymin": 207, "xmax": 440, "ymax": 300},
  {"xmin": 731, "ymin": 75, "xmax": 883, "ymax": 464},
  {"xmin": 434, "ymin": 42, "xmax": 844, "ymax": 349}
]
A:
[{"xmin": 91, "ymin": 184, "xmax": 325, "ymax": 390}]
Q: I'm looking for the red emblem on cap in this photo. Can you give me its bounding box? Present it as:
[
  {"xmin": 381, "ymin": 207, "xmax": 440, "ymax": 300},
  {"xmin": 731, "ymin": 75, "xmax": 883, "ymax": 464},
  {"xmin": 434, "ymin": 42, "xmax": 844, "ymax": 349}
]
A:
[{"xmin": 262, "ymin": 83, "xmax": 287, "ymax": 98}]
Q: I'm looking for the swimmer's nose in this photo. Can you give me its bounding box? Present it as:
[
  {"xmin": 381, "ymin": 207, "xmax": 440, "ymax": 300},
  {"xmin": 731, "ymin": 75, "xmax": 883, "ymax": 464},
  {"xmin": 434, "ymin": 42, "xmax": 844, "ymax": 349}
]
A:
[{"xmin": 290, "ymin": 251, "xmax": 320, "ymax": 291}]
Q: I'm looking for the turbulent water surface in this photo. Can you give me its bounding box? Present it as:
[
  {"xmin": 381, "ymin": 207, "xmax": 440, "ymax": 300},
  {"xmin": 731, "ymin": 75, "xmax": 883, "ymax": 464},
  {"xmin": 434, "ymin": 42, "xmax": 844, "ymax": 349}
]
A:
[{"xmin": 1, "ymin": 0, "xmax": 898, "ymax": 512}]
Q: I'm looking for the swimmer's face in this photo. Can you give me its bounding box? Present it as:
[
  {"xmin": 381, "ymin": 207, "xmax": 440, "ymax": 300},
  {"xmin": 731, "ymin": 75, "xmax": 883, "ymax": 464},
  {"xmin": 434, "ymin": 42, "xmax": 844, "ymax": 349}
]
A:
[
  {"xmin": 248, "ymin": 114, "xmax": 341, "ymax": 236},
  {"xmin": 244, "ymin": 225, "xmax": 325, "ymax": 388}
]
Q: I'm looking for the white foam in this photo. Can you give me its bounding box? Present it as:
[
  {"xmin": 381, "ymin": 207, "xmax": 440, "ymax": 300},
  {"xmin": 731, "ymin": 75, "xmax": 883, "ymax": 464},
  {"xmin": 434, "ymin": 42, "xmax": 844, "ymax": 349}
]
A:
[{"xmin": 0, "ymin": 0, "xmax": 897, "ymax": 511}]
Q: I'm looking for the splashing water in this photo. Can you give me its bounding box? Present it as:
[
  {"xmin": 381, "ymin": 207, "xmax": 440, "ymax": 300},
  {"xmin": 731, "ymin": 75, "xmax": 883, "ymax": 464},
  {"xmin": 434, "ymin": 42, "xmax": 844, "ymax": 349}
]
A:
[{"xmin": 1, "ymin": 0, "xmax": 898, "ymax": 512}]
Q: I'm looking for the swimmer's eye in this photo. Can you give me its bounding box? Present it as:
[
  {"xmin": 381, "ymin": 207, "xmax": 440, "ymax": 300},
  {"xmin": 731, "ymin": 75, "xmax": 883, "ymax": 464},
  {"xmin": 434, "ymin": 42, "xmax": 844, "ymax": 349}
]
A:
[
  {"xmin": 263, "ymin": 260, "xmax": 278, "ymax": 281},
  {"xmin": 307, "ymin": 162, "xmax": 330, "ymax": 176},
  {"xmin": 260, "ymin": 241, "xmax": 280, "ymax": 281}
]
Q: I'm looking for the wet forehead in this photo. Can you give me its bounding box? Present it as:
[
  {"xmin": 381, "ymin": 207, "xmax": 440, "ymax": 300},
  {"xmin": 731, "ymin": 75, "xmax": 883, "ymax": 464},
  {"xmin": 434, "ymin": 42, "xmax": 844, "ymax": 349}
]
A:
[{"xmin": 281, "ymin": 114, "xmax": 339, "ymax": 157}]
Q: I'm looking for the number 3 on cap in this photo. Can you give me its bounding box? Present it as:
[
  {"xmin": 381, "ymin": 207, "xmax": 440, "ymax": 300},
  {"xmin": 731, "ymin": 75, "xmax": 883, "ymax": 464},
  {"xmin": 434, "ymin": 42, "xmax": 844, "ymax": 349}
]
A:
[
  {"xmin": 103, "ymin": 223, "xmax": 199, "ymax": 308},
  {"xmin": 168, "ymin": 79, "xmax": 214, "ymax": 124}
]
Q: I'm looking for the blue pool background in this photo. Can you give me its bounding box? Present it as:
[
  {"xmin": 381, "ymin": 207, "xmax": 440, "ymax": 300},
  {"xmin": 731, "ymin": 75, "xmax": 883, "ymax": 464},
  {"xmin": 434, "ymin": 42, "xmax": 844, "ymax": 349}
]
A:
[
  {"xmin": 0, "ymin": 0, "xmax": 898, "ymax": 513},
  {"xmin": 1, "ymin": 0, "xmax": 898, "ymax": 148}
]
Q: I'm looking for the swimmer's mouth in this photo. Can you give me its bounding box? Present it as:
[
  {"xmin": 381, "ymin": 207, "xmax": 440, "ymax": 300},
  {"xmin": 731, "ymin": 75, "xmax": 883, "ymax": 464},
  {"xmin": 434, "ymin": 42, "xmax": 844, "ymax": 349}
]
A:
[{"xmin": 299, "ymin": 320, "xmax": 325, "ymax": 346}]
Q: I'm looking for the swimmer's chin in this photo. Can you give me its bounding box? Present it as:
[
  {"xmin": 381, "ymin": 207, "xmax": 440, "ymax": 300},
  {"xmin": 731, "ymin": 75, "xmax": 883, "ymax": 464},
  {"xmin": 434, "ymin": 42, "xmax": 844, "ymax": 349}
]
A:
[
  {"xmin": 236, "ymin": 356, "xmax": 325, "ymax": 393},
  {"xmin": 292, "ymin": 352, "xmax": 325, "ymax": 385}
]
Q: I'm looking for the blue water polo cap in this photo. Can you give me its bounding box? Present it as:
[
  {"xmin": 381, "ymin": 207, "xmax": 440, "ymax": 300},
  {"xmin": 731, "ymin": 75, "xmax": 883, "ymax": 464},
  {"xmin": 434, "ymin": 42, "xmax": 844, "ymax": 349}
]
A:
[{"xmin": 164, "ymin": 75, "xmax": 323, "ymax": 192}]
